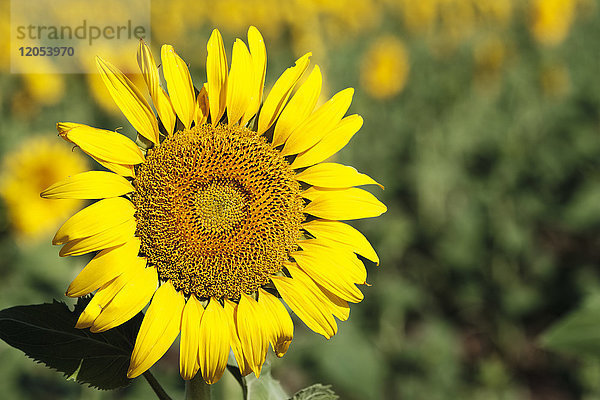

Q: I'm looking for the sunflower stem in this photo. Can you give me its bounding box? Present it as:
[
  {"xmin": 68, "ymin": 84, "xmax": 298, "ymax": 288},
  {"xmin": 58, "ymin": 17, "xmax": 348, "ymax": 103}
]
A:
[
  {"xmin": 185, "ymin": 374, "xmax": 212, "ymax": 400},
  {"xmin": 143, "ymin": 371, "xmax": 174, "ymax": 400}
]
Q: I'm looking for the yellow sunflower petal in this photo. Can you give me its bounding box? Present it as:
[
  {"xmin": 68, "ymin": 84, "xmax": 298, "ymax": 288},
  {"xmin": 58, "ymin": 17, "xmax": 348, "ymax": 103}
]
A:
[
  {"xmin": 66, "ymin": 238, "xmax": 141, "ymax": 297},
  {"xmin": 206, "ymin": 29, "xmax": 228, "ymax": 125},
  {"xmin": 237, "ymin": 293, "xmax": 269, "ymax": 377},
  {"xmin": 240, "ymin": 26, "xmax": 267, "ymax": 126},
  {"xmin": 95, "ymin": 57, "xmax": 160, "ymax": 145},
  {"xmin": 258, "ymin": 289, "xmax": 293, "ymax": 357},
  {"xmin": 257, "ymin": 52, "xmax": 311, "ymax": 135},
  {"xmin": 41, "ymin": 171, "xmax": 134, "ymax": 200},
  {"xmin": 240, "ymin": 26, "xmax": 267, "ymax": 127},
  {"xmin": 226, "ymin": 39, "xmax": 253, "ymax": 126},
  {"xmin": 161, "ymin": 45, "xmax": 196, "ymax": 129},
  {"xmin": 75, "ymin": 276, "xmax": 126, "ymax": 329},
  {"xmin": 280, "ymin": 88, "xmax": 354, "ymax": 157},
  {"xmin": 198, "ymin": 297, "xmax": 230, "ymax": 384},
  {"xmin": 295, "ymin": 163, "xmax": 383, "ymax": 189},
  {"xmin": 96, "ymin": 159, "xmax": 136, "ymax": 178},
  {"xmin": 53, "ymin": 197, "xmax": 135, "ymax": 245},
  {"xmin": 224, "ymin": 300, "xmax": 252, "ymax": 376},
  {"xmin": 291, "ymin": 114, "xmax": 363, "ymax": 169},
  {"xmin": 297, "ymin": 239, "xmax": 367, "ymax": 284},
  {"xmin": 128, "ymin": 281, "xmax": 185, "ymax": 379},
  {"xmin": 272, "ymin": 65, "xmax": 322, "ymax": 148},
  {"xmin": 59, "ymin": 218, "xmax": 136, "ymax": 257},
  {"xmin": 54, "ymin": 198, "xmax": 134, "ymax": 246},
  {"xmin": 180, "ymin": 295, "xmax": 204, "ymax": 380},
  {"xmin": 137, "ymin": 41, "xmax": 176, "ymax": 134},
  {"xmin": 75, "ymin": 260, "xmax": 148, "ymax": 330},
  {"xmin": 91, "ymin": 264, "xmax": 157, "ymax": 333},
  {"xmin": 293, "ymin": 243, "xmax": 364, "ymax": 303},
  {"xmin": 194, "ymin": 85, "xmax": 209, "ymax": 126},
  {"xmin": 302, "ymin": 219, "xmax": 379, "ymax": 265},
  {"xmin": 271, "ymin": 266, "xmax": 337, "ymax": 339},
  {"xmin": 57, "ymin": 122, "xmax": 145, "ymax": 165},
  {"xmin": 318, "ymin": 285, "xmax": 350, "ymax": 322},
  {"xmin": 303, "ymin": 187, "xmax": 387, "ymax": 220}
]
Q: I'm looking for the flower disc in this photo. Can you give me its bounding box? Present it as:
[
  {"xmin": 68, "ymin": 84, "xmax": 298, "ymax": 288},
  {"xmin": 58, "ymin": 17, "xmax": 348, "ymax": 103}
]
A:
[{"xmin": 133, "ymin": 124, "xmax": 304, "ymax": 300}]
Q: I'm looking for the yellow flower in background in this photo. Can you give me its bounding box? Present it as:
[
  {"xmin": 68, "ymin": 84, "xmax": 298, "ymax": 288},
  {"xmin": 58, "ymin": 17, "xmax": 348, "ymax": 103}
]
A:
[
  {"xmin": 0, "ymin": 137, "xmax": 87, "ymax": 241},
  {"xmin": 11, "ymin": 56, "xmax": 66, "ymax": 107},
  {"xmin": 22, "ymin": 72, "xmax": 66, "ymax": 107},
  {"xmin": 475, "ymin": 0, "xmax": 514, "ymax": 27},
  {"xmin": 437, "ymin": 0, "xmax": 477, "ymax": 50},
  {"xmin": 151, "ymin": 0, "xmax": 208, "ymax": 57},
  {"xmin": 473, "ymin": 34, "xmax": 507, "ymax": 87},
  {"xmin": 298, "ymin": 0, "xmax": 382, "ymax": 40},
  {"xmin": 211, "ymin": 0, "xmax": 287, "ymax": 39},
  {"xmin": 360, "ymin": 35, "xmax": 410, "ymax": 100},
  {"xmin": 399, "ymin": 0, "xmax": 438, "ymax": 34},
  {"xmin": 530, "ymin": 0, "xmax": 576, "ymax": 46},
  {"xmin": 43, "ymin": 27, "xmax": 385, "ymax": 384}
]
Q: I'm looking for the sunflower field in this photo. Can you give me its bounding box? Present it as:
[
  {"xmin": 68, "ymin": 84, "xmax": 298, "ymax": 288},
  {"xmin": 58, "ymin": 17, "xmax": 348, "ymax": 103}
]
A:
[{"xmin": 1, "ymin": 0, "xmax": 599, "ymax": 399}]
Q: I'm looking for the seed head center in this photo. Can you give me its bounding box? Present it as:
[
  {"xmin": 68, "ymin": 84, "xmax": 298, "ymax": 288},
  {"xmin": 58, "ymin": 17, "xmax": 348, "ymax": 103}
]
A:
[
  {"xmin": 132, "ymin": 124, "xmax": 304, "ymax": 300},
  {"xmin": 194, "ymin": 181, "xmax": 248, "ymax": 235}
]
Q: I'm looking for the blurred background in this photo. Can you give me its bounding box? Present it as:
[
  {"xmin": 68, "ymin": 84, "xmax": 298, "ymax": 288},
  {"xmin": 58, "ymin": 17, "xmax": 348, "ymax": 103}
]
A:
[{"xmin": 1, "ymin": 0, "xmax": 599, "ymax": 399}]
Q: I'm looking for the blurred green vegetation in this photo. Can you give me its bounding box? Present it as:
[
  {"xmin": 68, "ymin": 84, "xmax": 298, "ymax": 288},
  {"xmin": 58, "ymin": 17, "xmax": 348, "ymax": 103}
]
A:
[{"xmin": 1, "ymin": 0, "xmax": 600, "ymax": 399}]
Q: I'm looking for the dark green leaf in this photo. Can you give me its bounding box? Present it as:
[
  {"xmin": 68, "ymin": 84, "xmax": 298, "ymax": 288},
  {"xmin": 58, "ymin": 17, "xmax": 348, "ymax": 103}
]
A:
[
  {"xmin": 0, "ymin": 297, "xmax": 143, "ymax": 390},
  {"xmin": 290, "ymin": 384, "xmax": 339, "ymax": 400},
  {"xmin": 540, "ymin": 295, "xmax": 600, "ymax": 358}
]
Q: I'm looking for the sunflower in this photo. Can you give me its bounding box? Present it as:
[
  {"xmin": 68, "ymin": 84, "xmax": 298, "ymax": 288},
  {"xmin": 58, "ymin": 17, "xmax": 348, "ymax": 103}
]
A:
[
  {"xmin": 1, "ymin": 136, "xmax": 87, "ymax": 241},
  {"xmin": 42, "ymin": 27, "xmax": 386, "ymax": 384},
  {"xmin": 360, "ymin": 35, "xmax": 410, "ymax": 100}
]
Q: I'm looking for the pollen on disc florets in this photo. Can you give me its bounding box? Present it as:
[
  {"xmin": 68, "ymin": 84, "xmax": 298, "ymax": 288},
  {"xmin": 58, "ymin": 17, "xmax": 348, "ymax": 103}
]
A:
[{"xmin": 132, "ymin": 124, "xmax": 304, "ymax": 300}]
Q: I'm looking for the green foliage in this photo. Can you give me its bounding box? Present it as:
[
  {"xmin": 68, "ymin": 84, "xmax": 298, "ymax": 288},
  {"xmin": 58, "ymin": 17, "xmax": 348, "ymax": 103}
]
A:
[
  {"xmin": 541, "ymin": 295, "xmax": 600, "ymax": 358},
  {"xmin": 290, "ymin": 384, "xmax": 338, "ymax": 400},
  {"xmin": 243, "ymin": 361, "xmax": 288, "ymax": 400},
  {"xmin": 0, "ymin": 298, "xmax": 141, "ymax": 390}
]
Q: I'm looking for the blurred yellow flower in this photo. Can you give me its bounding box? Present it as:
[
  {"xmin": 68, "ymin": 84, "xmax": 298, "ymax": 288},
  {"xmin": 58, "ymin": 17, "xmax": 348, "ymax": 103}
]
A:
[
  {"xmin": 301, "ymin": 0, "xmax": 381, "ymax": 39},
  {"xmin": 0, "ymin": 137, "xmax": 88, "ymax": 241},
  {"xmin": 211, "ymin": 0, "xmax": 287, "ymax": 39},
  {"xmin": 152, "ymin": 0, "xmax": 207, "ymax": 53},
  {"xmin": 360, "ymin": 35, "xmax": 410, "ymax": 100},
  {"xmin": 474, "ymin": 35, "xmax": 507, "ymax": 87},
  {"xmin": 530, "ymin": 0, "xmax": 576, "ymax": 46},
  {"xmin": 437, "ymin": 0, "xmax": 476, "ymax": 50},
  {"xmin": 399, "ymin": 0, "xmax": 438, "ymax": 34},
  {"xmin": 475, "ymin": 0, "xmax": 514, "ymax": 26},
  {"xmin": 397, "ymin": 0, "xmax": 513, "ymax": 56},
  {"xmin": 22, "ymin": 72, "xmax": 66, "ymax": 106},
  {"xmin": 10, "ymin": 56, "xmax": 66, "ymax": 107}
]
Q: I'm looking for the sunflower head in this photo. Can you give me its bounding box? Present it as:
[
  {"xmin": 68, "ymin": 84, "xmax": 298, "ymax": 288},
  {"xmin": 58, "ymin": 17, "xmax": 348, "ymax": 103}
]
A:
[
  {"xmin": 133, "ymin": 123, "xmax": 304, "ymax": 300},
  {"xmin": 42, "ymin": 26, "xmax": 385, "ymax": 384}
]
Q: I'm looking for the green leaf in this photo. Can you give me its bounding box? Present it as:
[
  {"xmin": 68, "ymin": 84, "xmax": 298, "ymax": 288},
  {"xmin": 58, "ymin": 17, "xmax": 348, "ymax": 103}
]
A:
[
  {"xmin": 0, "ymin": 297, "xmax": 143, "ymax": 390},
  {"xmin": 290, "ymin": 384, "xmax": 339, "ymax": 400},
  {"xmin": 244, "ymin": 360, "xmax": 288, "ymax": 400},
  {"xmin": 540, "ymin": 295, "xmax": 600, "ymax": 358}
]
